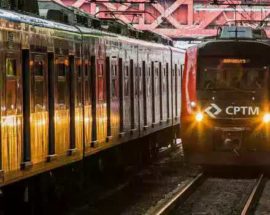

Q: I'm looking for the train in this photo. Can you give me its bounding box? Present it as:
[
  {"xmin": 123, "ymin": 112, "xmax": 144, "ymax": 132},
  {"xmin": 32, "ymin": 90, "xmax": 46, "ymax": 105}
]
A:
[
  {"xmin": 182, "ymin": 26, "xmax": 270, "ymax": 166},
  {"xmin": 0, "ymin": 2, "xmax": 185, "ymax": 187}
]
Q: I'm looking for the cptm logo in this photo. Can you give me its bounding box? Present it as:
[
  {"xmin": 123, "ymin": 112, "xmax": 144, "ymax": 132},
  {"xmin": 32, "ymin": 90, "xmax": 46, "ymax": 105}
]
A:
[
  {"xmin": 204, "ymin": 103, "xmax": 260, "ymax": 118},
  {"xmin": 204, "ymin": 104, "xmax": 222, "ymax": 118}
]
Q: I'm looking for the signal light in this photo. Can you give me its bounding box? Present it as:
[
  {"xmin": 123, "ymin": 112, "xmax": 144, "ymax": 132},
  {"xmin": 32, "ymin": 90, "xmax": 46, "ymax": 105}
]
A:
[
  {"xmin": 195, "ymin": 112, "xmax": 204, "ymax": 122},
  {"xmin": 263, "ymin": 113, "xmax": 270, "ymax": 123}
]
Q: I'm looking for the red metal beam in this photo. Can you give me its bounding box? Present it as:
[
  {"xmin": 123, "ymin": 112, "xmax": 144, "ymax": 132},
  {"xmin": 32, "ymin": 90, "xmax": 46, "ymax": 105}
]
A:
[{"xmin": 59, "ymin": 0, "xmax": 270, "ymax": 38}]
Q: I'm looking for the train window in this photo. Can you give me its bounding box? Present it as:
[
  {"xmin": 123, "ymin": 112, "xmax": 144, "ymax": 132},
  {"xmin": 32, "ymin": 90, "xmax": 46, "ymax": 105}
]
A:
[
  {"xmin": 57, "ymin": 61, "xmax": 67, "ymax": 77},
  {"xmin": 134, "ymin": 66, "xmax": 138, "ymax": 96},
  {"xmin": 57, "ymin": 59, "xmax": 68, "ymax": 105},
  {"xmin": 163, "ymin": 68, "xmax": 166, "ymax": 93},
  {"xmin": 34, "ymin": 59, "xmax": 44, "ymax": 77},
  {"xmin": 33, "ymin": 56, "xmax": 45, "ymax": 111},
  {"xmin": 181, "ymin": 64, "xmax": 184, "ymax": 77},
  {"xmin": 124, "ymin": 65, "xmax": 129, "ymax": 96},
  {"xmin": 84, "ymin": 61, "xmax": 91, "ymax": 105},
  {"xmin": 84, "ymin": 62, "xmax": 88, "ymax": 77},
  {"xmin": 98, "ymin": 63, "xmax": 104, "ymax": 77},
  {"xmin": 77, "ymin": 61, "xmax": 82, "ymax": 79},
  {"xmin": 138, "ymin": 67, "xmax": 142, "ymax": 94},
  {"xmin": 98, "ymin": 63, "xmax": 104, "ymax": 101},
  {"xmin": 58, "ymin": 62, "xmax": 66, "ymax": 77},
  {"xmin": 76, "ymin": 60, "xmax": 83, "ymax": 106},
  {"xmin": 77, "ymin": 62, "xmax": 82, "ymax": 78},
  {"xmin": 112, "ymin": 65, "xmax": 117, "ymax": 77},
  {"xmin": 111, "ymin": 64, "xmax": 118, "ymax": 98},
  {"xmin": 5, "ymin": 58, "xmax": 17, "ymax": 112},
  {"xmin": 6, "ymin": 80, "xmax": 17, "ymax": 111},
  {"xmin": 114, "ymin": 65, "xmax": 117, "ymax": 76},
  {"xmin": 112, "ymin": 79, "xmax": 117, "ymax": 98},
  {"xmin": 6, "ymin": 58, "xmax": 17, "ymax": 77},
  {"xmin": 125, "ymin": 66, "xmax": 129, "ymax": 77},
  {"xmin": 156, "ymin": 67, "xmax": 159, "ymax": 95},
  {"xmin": 155, "ymin": 67, "xmax": 158, "ymax": 76},
  {"xmin": 147, "ymin": 67, "xmax": 151, "ymax": 96},
  {"xmin": 34, "ymin": 82, "xmax": 45, "ymax": 110}
]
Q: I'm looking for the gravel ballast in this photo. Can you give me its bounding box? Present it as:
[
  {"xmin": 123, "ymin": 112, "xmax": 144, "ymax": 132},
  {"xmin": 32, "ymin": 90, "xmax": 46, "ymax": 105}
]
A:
[{"xmin": 173, "ymin": 178, "xmax": 255, "ymax": 215}]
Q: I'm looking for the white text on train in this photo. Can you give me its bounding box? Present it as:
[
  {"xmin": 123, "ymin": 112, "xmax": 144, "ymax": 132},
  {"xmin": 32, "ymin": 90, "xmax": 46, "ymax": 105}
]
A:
[{"xmin": 226, "ymin": 106, "xmax": 259, "ymax": 116}]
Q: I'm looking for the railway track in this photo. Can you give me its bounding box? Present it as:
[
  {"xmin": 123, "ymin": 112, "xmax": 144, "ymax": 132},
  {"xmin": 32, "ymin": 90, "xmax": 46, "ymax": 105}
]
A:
[
  {"xmin": 149, "ymin": 173, "xmax": 266, "ymax": 215},
  {"xmin": 241, "ymin": 174, "xmax": 264, "ymax": 215}
]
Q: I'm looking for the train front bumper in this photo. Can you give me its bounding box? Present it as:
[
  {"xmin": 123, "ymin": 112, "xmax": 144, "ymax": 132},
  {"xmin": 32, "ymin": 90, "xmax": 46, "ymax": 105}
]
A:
[
  {"xmin": 185, "ymin": 152, "xmax": 270, "ymax": 166},
  {"xmin": 181, "ymin": 118, "xmax": 270, "ymax": 166}
]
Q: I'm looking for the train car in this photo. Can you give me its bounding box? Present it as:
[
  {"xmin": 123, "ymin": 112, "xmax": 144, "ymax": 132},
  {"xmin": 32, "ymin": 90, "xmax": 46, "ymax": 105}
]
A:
[
  {"xmin": 182, "ymin": 26, "xmax": 270, "ymax": 166},
  {"xmin": 0, "ymin": 2, "xmax": 185, "ymax": 187}
]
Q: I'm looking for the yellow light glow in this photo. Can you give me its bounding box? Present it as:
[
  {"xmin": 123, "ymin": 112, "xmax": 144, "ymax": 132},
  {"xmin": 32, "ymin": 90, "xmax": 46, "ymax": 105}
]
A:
[
  {"xmin": 37, "ymin": 119, "xmax": 46, "ymax": 126},
  {"xmin": 222, "ymin": 58, "xmax": 249, "ymax": 64},
  {"xmin": 84, "ymin": 117, "xmax": 90, "ymax": 123},
  {"xmin": 2, "ymin": 115, "xmax": 16, "ymax": 127},
  {"xmin": 263, "ymin": 113, "xmax": 270, "ymax": 123},
  {"xmin": 195, "ymin": 112, "xmax": 204, "ymax": 122}
]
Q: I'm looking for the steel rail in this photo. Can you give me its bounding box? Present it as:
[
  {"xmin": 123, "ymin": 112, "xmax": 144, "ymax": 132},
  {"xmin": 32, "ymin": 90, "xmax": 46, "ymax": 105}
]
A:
[
  {"xmin": 241, "ymin": 174, "xmax": 264, "ymax": 215},
  {"xmin": 151, "ymin": 173, "xmax": 205, "ymax": 215}
]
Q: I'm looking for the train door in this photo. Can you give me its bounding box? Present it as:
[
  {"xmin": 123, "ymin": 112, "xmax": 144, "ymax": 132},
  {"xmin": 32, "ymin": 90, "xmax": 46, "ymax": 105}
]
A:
[
  {"xmin": 130, "ymin": 59, "xmax": 135, "ymax": 130},
  {"xmin": 175, "ymin": 64, "xmax": 178, "ymax": 118},
  {"xmin": 171, "ymin": 64, "xmax": 176, "ymax": 121},
  {"xmin": 54, "ymin": 56, "xmax": 70, "ymax": 156},
  {"xmin": 133, "ymin": 61, "xmax": 139, "ymax": 132},
  {"xmin": 151, "ymin": 62, "xmax": 155, "ymax": 124},
  {"xmin": 1, "ymin": 52, "xmax": 23, "ymax": 172},
  {"xmin": 119, "ymin": 58, "xmax": 124, "ymax": 133},
  {"xmin": 30, "ymin": 54, "xmax": 48, "ymax": 164},
  {"xmin": 138, "ymin": 63, "xmax": 144, "ymax": 131},
  {"xmin": 74, "ymin": 57, "xmax": 83, "ymax": 152},
  {"xmin": 159, "ymin": 62, "xmax": 164, "ymax": 122},
  {"xmin": 84, "ymin": 57, "xmax": 92, "ymax": 149},
  {"xmin": 142, "ymin": 61, "xmax": 147, "ymax": 127},
  {"xmin": 151, "ymin": 61, "xmax": 160, "ymax": 125},
  {"xmin": 166, "ymin": 63, "xmax": 170, "ymax": 121},
  {"xmin": 176, "ymin": 64, "xmax": 182, "ymax": 118},
  {"xmin": 123, "ymin": 62, "xmax": 131, "ymax": 131},
  {"xmin": 106, "ymin": 57, "xmax": 119, "ymax": 140},
  {"xmin": 96, "ymin": 59, "xmax": 107, "ymax": 143},
  {"xmin": 143, "ymin": 62, "xmax": 152, "ymax": 128}
]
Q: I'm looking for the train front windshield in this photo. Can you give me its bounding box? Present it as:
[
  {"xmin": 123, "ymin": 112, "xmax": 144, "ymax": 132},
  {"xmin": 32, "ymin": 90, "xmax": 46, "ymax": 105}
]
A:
[{"xmin": 198, "ymin": 57, "xmax": 269, "ymax": 92}]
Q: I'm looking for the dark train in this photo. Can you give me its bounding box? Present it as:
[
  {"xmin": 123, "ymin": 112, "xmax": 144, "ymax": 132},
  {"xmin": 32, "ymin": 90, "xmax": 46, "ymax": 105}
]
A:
[
  {"xmin": 182, "ymin": 26, "xmax": 270, "ymax": 166},
  {"xmin": 0, "ymin": 2, "xmax": 184, "ymax": 187}
]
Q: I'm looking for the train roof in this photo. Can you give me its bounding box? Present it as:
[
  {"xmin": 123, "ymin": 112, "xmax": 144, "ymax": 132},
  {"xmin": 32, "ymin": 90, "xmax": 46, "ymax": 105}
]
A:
[
  {"xmin": 37, "ymin": 0, "xmax": 173, "ymax": 46},
  {"xmin": 0, "ymin": 0, "xmax": 175, "ymax": 48},
  {"xmin": 0, "ymin": 7, "xmax": 79, "ymax": 33},
  {"xmin": 188, "ymin": 26, "xmax": 270, "ymax": 51},
  {"xmin": 0, "ymin": 0, "xmax": 39, "ymax": 15},
  {"xmin": 77, "ymin": 25, "xmax": 171, "ymax": 50},
  {"xmin": 0, "ymin": 7, "xmax": 171, "ymax": 51}
]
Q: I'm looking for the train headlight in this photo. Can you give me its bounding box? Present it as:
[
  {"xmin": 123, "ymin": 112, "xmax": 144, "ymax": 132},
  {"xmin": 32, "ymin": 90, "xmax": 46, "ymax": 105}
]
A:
[
  {"xmin": 263, "ymin": 113, "xmax": 270, "ymax": 123},
  {"xmin": 195, "ymin": 112, "xmax": 204, "ymax": 122}
]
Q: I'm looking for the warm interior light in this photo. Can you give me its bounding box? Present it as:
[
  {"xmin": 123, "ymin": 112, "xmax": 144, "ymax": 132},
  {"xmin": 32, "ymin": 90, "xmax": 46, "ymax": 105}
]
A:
[
  {"xmin": 195, "ymin": 112, "xmax": 204, "ymax": 122},
  {"xmin": 263, "ymin": 113, "xmax": 270, "ymax": 123}
]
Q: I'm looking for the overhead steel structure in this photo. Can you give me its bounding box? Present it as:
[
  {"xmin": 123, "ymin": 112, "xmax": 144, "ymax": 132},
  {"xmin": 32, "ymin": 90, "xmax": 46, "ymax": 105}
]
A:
[{"xmin": 58, "ymin": 0, "xmax": 270, "ymax": 37}]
